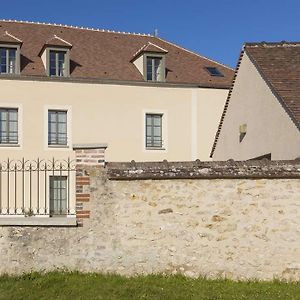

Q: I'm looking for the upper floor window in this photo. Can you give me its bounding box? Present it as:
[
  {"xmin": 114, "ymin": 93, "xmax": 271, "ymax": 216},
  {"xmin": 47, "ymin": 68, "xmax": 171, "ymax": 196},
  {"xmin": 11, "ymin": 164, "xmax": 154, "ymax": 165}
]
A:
[
  {"xmin": 49, "ymin": 50, "xmax": 67, "ymax": 77},
  {"xmin": 48, "ymin": 110, "xmax": 67, "ymax": 146},
  {"xmin": 0, "ymin": 108, "xmax": 18, "ymax": 144},
  {"xmin": 146, "ymin": 113, "xmax": 163, "ymax": 148},
  {"xmin": 205, "ymin": 67, "xmax": 224, "ymax": 77},
  {"xmin": 146, "ymin": 56, "xmax": 165, "ymax": 82},
  {"xmin": 0, "ymin": 47, "xmax": 17, "ymax": 74}
]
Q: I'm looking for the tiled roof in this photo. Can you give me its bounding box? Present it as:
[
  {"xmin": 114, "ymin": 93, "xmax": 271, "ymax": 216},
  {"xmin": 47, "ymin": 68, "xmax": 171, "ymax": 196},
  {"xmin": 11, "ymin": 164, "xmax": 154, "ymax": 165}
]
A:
[
  {"xmin": 0, "ymin": 20, "xmax": 234, "ymax": 87},
  {"xmin": 210, "ymin": 42, "xmax": 300, "ymax": 158}
]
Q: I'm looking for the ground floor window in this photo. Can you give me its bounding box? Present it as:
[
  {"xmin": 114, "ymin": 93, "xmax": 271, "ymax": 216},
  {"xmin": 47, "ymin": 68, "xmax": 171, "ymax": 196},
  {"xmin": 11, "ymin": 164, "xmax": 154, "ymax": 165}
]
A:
[{"xmin": 49, "ymin": 176, "xmax": 67, "ymax": 216}]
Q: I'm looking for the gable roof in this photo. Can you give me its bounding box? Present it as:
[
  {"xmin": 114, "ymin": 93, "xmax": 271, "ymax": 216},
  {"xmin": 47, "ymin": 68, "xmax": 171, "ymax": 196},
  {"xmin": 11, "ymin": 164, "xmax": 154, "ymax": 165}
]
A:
[
  {"xmin": 210, "ymin": 42, "xmax": 300, "ymax": 158},
  {"xmin": 0, "ymin": 20, "xmax": 233, "ymax": 88},
  {"xmin": 45, "ymin": 34, "xmax": 72, "ymax": 48},
  {"xmin": 131, "ymin": 42, "xmax": 168, "ymax": 61}
]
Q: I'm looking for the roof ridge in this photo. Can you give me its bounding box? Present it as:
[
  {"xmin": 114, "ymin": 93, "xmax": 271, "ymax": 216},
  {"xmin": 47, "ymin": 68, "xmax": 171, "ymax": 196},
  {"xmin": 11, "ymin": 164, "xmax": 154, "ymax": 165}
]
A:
[
  {"xmin": 155, "ymin": 36, "xmax": 234, "ymax": 71},
  {"xmin": 0, "ymin": 19, "xmax": 153, "ymax": 37},
  {"xmin": 245, "ymin": 41, "xmax": 300, "ymax": 47}
]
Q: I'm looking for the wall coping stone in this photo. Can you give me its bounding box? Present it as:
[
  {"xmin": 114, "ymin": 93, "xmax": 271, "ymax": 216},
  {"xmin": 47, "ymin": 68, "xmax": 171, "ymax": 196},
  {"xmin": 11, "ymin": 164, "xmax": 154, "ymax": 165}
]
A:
[
  {"xmin": 73, "ymin": 143, "xmax": 108, "ymax": 149},
  {"xmin": 107, "ymin": 159, "xmax": 300, "ymax": 180}
]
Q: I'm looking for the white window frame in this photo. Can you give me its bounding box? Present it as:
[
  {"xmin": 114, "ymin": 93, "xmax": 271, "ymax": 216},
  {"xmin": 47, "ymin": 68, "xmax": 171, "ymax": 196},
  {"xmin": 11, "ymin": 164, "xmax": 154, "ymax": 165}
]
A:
[
  {"xmin": 44, "ymin": 105, "xmax": 72, "ymax": 150},
  {"xmin": 143, "ymin": 109, "xmax": 168, "ymax": 152},
  {"xmin": 0, "ymin": 102, "xmax": 22, "ymax": 149}
]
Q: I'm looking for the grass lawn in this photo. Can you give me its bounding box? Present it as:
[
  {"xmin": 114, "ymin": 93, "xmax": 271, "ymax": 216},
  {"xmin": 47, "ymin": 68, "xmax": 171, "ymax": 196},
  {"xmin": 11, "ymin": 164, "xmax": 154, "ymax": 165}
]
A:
[{"xmin": 0, "ymin": 272, "xmax": 299, "ymax": 300}]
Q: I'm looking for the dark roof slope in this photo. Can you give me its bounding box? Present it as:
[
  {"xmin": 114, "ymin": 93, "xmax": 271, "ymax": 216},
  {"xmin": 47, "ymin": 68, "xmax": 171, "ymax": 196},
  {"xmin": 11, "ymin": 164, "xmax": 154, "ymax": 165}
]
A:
[
  {"xmin": 210, "ymin": 42, "xmax": 300, "ymax": 158},
  {"xmin": 0, "ymin": 20, "xmax": 233, "ymax": 88}
]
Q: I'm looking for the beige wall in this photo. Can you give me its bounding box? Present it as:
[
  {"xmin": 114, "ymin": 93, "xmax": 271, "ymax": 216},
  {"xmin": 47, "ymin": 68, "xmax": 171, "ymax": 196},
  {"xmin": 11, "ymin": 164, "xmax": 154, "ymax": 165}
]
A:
[
  {"xmin": 213, "ymin": 52, "xmax": 300, "ymax": 161},
  {"xmin": 0, "ymin": 79, "xmax": 228, "ymax": 162}
]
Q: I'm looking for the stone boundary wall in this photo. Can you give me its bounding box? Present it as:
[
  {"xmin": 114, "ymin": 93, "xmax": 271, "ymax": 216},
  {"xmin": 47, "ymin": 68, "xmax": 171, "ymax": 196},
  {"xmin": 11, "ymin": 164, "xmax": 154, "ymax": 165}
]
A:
[
  {"xmin": 0, "ymin": 160, "xmax": 299, "ymax": 281},
  {"xmin": 107, "ymin": 159, "xmax": 300, "ymax": 180}
]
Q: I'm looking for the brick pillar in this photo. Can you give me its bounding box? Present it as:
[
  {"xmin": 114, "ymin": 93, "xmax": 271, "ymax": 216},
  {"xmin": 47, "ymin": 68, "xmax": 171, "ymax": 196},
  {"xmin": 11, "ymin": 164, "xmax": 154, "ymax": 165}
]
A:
[{"xmin": 73, "ymin": 144, "xmax": 107, "ymax": 225}]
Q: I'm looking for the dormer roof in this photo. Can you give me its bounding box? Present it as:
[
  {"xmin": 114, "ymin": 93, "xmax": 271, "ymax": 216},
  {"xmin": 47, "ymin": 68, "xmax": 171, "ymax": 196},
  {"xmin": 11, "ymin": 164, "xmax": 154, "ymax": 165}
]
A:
[
  {"xmin": 0, "ymin": 30, "xmax": 22, "ymax": 45},
  {"xmin": 45, "ymin": 34, "xmax": 72, "ymax": 48},
  {"xmin": 131, "ymin": 42, "xmax": 168, "ymax": 61}
]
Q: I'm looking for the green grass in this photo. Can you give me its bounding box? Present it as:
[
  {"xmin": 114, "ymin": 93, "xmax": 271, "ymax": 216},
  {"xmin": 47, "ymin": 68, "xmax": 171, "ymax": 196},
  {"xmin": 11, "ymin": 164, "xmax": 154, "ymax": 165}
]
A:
[{"xmin": 0, "ymin": 272, "xmax": 299, "ymax": 300}]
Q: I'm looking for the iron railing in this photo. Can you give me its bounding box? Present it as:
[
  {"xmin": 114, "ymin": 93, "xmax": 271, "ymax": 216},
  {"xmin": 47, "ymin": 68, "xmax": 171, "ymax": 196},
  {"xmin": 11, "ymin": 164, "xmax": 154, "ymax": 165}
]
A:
[{"xmin": 0, "ymin": 158, "xmax": 76, "ymax": 216}]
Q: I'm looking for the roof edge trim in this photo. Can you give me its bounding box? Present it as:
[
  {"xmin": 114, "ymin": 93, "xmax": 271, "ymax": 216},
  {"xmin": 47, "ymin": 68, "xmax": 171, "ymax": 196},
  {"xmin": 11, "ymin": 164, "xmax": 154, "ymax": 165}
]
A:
[{"xmin": 210, "ymin": 46, "xmax": 246, "ymax": 158}]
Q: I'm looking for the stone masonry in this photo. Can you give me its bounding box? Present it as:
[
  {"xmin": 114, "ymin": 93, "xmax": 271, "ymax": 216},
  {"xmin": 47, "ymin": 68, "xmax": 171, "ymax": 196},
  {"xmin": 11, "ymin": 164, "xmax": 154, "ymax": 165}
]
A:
[{"xmin": 0, "ymin": 160, "xmax": 299, "ymax": 281}]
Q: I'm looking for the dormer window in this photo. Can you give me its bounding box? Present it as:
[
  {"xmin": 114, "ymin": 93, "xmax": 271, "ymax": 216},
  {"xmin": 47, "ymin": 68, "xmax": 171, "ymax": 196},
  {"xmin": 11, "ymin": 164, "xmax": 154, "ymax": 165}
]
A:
[
  {"xmin": 39, "ymin": 35, "xmax": 72, "ymax": 77},
  {"xmin": 146, "ymin": 56, "xmax": 164, "ymax": 81},
  {"xmin": 0, "ymin": 47, "xmax": 17, "ymax": 74},
  {"xmin": 131, "ymin": 42, "xmax": 168, "ymax": 83},
  {"xmin": 0, "ymin": 31, "xmax": 22, "ymax": 75},
  {"xmin": 49, "ymin": 50, "xmax": 67, "ymax": 77}
]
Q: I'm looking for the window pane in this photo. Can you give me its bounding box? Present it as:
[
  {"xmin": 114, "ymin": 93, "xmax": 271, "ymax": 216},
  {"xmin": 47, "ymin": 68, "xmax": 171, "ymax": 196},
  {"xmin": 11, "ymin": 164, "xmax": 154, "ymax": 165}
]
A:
[
  {"xmin": 48, "ymin": 111, "xmax": 57, "ymax": 122},
  {"xmin": 153, "ymin": 126, "xmax": 161, "ymax": 136},
  {"xmin": 153, "ymin": 116, "xmax": 162, "ymax": 126},
  {"xmin": 9, "ymin": 110, "xmax": 18, "ymax": 121},
  {"xmin": 9, "ymin": 121, "xmax": 18, "ymax": 132},
  {"xmin": 58, "ymin": 123, "xmax": 66, "ymax": 134},
  {"xmin": 58, "ymin": 111, "xmax": 67, "ymax": 123},
  {"xmin": 0, "ymin": 110, "xmax": 7, "ymax": 121}
]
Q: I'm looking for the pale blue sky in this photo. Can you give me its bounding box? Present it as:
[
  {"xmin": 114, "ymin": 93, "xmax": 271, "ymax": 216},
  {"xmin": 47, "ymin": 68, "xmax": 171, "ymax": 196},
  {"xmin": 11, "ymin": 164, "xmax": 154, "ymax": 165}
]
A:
[{"xmin": 1, "ymin": 0, "xmax": 300, "ymax": 67}]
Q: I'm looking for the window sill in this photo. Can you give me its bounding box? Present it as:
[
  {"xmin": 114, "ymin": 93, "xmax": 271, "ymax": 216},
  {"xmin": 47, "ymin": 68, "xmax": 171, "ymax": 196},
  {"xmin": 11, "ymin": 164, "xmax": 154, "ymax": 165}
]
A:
[
  {"xmin": 146, "ymin": 147, "xmax": 166, "ymax": 151},
  {"xmin": 0, "ymin": 143, "xmax": 20, "ymax": 148},
  {"xmin": 48, "ymin": 144, "xmax": 70, "ymax": 149},
  {"xmin": 0, "ymin": 216, "xmax": 77, "ymax": 227}
]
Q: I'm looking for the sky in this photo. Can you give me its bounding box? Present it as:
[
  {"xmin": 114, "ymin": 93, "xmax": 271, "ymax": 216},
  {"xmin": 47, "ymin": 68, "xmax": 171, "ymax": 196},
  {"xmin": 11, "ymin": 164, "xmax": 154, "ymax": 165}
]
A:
[{"xmin": 1, "ymin": 0, "xmax": 300, "ymax": 68}]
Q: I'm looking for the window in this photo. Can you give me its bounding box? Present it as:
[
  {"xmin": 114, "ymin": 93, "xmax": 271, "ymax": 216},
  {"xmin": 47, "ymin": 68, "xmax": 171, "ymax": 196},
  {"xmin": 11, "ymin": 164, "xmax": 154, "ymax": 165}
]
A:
[
  {"xmin": 50, "ymin": 176, "xmax": 67, "ymax": 216},
  {"xmin": 205, "ymin": 67, "xmax": 224, "ymax": 77},
  {"xmin": 48, "ymin": 110, "xmax": 67, "ymax": 146},
  {"xmin": 0, "ymin": 108, "xmax": 18, "ymax": 144},
  {"xmin": 146, "ymin": 56, "xmax": 164, "ymax": 81},
  {"xmin": 0, "ymin": 47, "xmax": 17, "ymax": 74},
  {"xmin": 49, "ymin": 50, "xmax": 67, "ymax": 77},
  {"xmin": 146, "ymin": 113, "xmax": 163, "ymax": 148}
]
